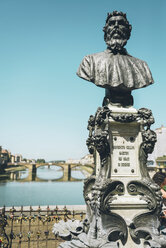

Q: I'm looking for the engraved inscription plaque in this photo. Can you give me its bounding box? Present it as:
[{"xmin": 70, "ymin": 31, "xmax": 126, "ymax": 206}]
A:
[{"xmin": 110, "ymin": 123, "xmax": 140, "ymax": 176}]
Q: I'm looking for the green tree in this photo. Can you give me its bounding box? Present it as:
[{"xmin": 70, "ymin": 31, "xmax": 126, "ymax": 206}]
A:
[{"xmin": 36, "ymin": 159, "xmax": 45, "ymax": 163}]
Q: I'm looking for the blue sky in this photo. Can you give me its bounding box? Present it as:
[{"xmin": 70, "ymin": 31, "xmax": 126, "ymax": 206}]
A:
[{"xmin": 0, "ymin": 0, "xmax": 165, "ymax": 161}]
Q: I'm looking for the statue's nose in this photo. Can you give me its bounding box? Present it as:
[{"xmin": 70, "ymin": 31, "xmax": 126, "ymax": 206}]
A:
[{"xmin": 114, "ymin": 21, "xmax": 119, "ymax": 27}]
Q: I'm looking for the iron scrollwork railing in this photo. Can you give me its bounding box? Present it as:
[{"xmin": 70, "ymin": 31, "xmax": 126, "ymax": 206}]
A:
[{"xmin": 0, "ymin": 205, "xmax": 86, "ymax": 248}]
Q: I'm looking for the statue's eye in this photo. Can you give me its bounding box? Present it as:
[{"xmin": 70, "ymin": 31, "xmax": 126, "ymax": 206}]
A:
[
  {"xmin": 109, "ymin": 20, "xmax": 115, "ymax": 25},
  {"xmin": 118, "ymin": 20, "xmax": 125, "ymax": 25}
]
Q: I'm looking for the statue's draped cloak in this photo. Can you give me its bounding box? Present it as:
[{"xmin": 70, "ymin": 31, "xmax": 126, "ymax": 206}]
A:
[{"xmin": 77, "ymin": 49, "xmax": 154, "ymax": 91}]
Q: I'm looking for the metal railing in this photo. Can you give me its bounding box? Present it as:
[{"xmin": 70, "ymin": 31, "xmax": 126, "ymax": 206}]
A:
[{"xmin": 0, "ymin": 205, "xmax": 86, "ymax": 248}]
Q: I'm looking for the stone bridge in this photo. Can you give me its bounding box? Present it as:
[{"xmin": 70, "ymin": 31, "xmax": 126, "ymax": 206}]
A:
[{"xmin": 8, "ymin": 162, "xmax": 94, "ymax": 182}]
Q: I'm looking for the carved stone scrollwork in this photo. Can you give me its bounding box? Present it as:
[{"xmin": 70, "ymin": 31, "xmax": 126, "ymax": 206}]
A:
[
  {"xmin": 95, "ymin": 180, "xmax": 127, "ymax": 246},
  {"xmin": 108, "ymin": 107, "xmax": 155, "ymax": 128},
  {"xmin": 58, "ymin": 232, "xmax": 120, "ymax": 248},
  {"xmin": 110, "ymin": 113, "xmax": 137, "ymax": 123},
  {"xmin": 58, "ymin": 178, "xmax": 125, "ymax": 247},
  {"xmin": 128, "ymin": 219, "xmax": 166, "ymax": 248},
  {"xmin": 127, "ymin": 180, "xmax": 160, "ymax": 211},
  {"xmin": 93, "ymin": 131, "xmax": 110, "ymax": 166},
  {"xmin": 86, "ymin": 137, "xmax": 95, "ymax": 155},
  {"xmin": 89, "ymin": 180, "xmax": 102, "ymax": 216},
  {"xmin": 95, "ymin": 106, "xmax": 111, "ymax": 126},
  {"xmin": 137, "ymin": 108, "xmax": 155, "ymax": 130},
  {"xmin": 87, "ymin": 115, "xmax": 95, "ymax": 137},
  {"xmin": 127, "ymin": 180, "xmax": 164, "ymax": 246},
  {"xmin": 86, "ymin": 115, "xmax": 96, "ymax": 155},
  {"xmin": 102, "ymin": 212, "xmax": 128, "ymax": 246},
  {"xmin": 137, "ymin": 108, "xmax": 157, "ymax": 177},
  {"xmin": 141, "ymin": 129, "xmax": 157, "ymax": 155},
  {"xmin": 86, "ymin": 107, "xmax": 110, "ymax": 151},
  {"xmin": 100, "ymin": 179, "xmax": 124, "ymax": 214},
  {"xmin": 83, "ymin": 175, "xmax": 96, "ymax": 205},
  {"xmin": 86, "ymin": 106, "xmax": 111, "ymax": 178},
  {"xmin": 144, "ymin": 236, "xmax": 166, "ymax": 248}
]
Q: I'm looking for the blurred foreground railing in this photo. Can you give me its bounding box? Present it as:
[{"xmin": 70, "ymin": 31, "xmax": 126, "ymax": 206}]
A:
[{"xmin": 0, "ymin": 205, "xmax": 86, "ymax": 248}]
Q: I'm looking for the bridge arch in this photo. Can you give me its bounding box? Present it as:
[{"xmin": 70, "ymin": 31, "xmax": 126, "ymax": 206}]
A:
[{"xmin": 8, "ymin": 162, "xmax": 93, "ymax": 182}]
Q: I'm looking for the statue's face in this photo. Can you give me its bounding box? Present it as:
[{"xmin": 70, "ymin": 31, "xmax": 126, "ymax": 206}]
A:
[
  {"xmin": 105, "ymin": 15, "xmax": 130, "ymax": 51},
  {"xmin": 107, "ymin": 16, "xmax": 128, "ymax": 39}
]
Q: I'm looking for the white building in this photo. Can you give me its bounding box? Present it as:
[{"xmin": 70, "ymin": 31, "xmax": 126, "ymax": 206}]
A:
[
  {"xmin": 66, "ymin": 158, "xmax": 80, "ymax": 164},
  {"xmin": 148, "ymin": 125, "xmax": 166, "ymax": 166},
  {"xmin": 66, "ymin": 154, "xmax": 94, "ymax": 165},
  {"xmin": 14, "ymin": 154, "xmax": 23, "ymax": 163},
  {"xmin": 80, "ymin": 154, "xmax": 94, "ymax": 165}
]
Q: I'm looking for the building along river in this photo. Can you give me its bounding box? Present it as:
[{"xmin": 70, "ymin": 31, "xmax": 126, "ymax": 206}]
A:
[{"xmin": 0, "ymin": 165, "xmax": 92, "ymax": 207}]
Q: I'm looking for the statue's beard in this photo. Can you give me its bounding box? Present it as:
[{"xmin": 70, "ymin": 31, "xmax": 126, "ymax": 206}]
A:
[{"xmin": 105, "ymin": 28, "xmax": 128, "ymax": 52}]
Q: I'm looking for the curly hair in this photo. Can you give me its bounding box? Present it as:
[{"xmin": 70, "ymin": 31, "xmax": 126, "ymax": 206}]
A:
[
  {"xmin": 103, "ymin": 11, "xmax": 132, "ymax": 42},
  {"xmin": 152, "ymin": 172, "xmax": 166, "ymax": 187}
]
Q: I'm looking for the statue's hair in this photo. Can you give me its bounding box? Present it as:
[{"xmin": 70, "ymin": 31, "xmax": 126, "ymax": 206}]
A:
[
  {"xmin": 152, "ymin": 171, "xmax": 166, "ymax": 187},
  {"xmin": 103, "ymin": 11, "xmax": 132, "ymax": 41}
]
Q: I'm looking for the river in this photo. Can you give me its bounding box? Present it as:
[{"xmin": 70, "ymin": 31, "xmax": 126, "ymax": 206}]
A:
[{"xmin": 0, "ymin": 165, "xmax": 88, "ymax": 207}]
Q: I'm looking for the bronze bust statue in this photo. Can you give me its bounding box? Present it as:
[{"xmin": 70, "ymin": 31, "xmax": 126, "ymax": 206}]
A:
[{"xmin": 77, "ymin": 11, "xmax": 154, "ymax": 107}]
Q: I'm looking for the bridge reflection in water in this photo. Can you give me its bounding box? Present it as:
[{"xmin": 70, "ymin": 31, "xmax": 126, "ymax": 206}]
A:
[{"xmin": 9, "ymin": 163, "xmax": 93, "ymax": 182}]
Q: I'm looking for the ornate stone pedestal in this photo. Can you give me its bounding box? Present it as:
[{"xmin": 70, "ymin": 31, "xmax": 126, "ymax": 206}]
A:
[
  {"xmin": 53, "ymin": 10, "xmax": 166, "ymax": 248},
  {"xmin": 54, "ymin": 106, "xmax": 166, "ymax": 248}
]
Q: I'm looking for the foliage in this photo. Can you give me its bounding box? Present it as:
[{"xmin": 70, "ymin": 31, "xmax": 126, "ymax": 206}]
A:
[{"xmin": 36, "ymin": 159, "xmax": 45, "ymax": 164}]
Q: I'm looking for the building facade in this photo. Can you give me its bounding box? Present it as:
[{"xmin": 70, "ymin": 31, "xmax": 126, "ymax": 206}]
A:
[{"xmin": 148, "ymin": 125, "xmax": 166, "ymax": 166}]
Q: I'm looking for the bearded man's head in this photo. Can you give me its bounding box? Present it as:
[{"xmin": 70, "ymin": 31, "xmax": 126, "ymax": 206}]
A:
[{"xmin": 103, "ymin": 11, "xmax": 132, "ymax": 52}]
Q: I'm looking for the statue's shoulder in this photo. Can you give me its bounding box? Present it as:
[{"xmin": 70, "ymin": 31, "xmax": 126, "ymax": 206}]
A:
[
  {"xmin": 128, "ymin": 54, "xmax": 149, "ymax": 67},
  {"xmin": 77, "ymin": 51, "xmax": 105, "ymax": 82},
  {"xmin": 83, "ymin": 50, "xmax": 108, "ymax": 61}
]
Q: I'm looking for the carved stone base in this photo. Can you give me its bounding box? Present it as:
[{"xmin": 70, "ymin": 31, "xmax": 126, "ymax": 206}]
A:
[{"xmin": 54, "ymin": 106, "xmax": 166, "ymax": 248}]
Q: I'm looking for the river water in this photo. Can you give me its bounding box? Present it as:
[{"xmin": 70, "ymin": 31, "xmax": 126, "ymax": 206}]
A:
[{"xmin": 0, "ymin": 166, "xmax": 87, "ymax": 207}]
